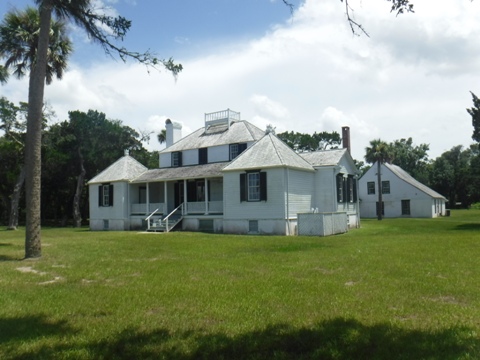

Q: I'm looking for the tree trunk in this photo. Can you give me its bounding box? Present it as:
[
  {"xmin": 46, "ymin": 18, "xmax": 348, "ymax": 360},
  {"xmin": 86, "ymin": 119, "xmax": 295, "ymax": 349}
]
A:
[
  {"xmin": 24, "ymin": 0, "xmax": 52, "ymax": 258},
  {"xmin": 73, "ymin": 150, "xmax": 86, "ymax": 228},
  {"xmin": 7, "ymin": 167, "xmax": 25, "ymax": 230},
  {"xmin": 377, "ymin": 161, "xmax": 383, "ymax": 220}
]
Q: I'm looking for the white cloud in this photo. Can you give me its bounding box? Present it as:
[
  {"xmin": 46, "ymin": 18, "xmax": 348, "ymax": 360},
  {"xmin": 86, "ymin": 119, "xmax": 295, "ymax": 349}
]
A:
[{"xmin": 2, "ymin": 0, "xmax": 479, "ymax": 160}]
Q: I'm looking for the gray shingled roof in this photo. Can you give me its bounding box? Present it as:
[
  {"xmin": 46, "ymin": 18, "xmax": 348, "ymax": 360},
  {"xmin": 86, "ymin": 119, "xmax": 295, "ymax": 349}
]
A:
[
  {"xmin": 384, "ymin": 162, "xmax": 446, "ymax": 199},
  {"xmin": 299, "ymin": 149, "xmax": 347, "ymax": 167},
  {"xmin": 223, "ymin": 133, "xmax": 315, "ymax": 172},
  {"xmin": 133, "ymin": 162, "xmax": 229, "ymax": 182},
  {"xmin": 160, "ymin": 120, "xmax": 265, "ymax": 153},
  {"xmin": 88, "ymin": 155, "xmax": 148, "ymax": 184}
]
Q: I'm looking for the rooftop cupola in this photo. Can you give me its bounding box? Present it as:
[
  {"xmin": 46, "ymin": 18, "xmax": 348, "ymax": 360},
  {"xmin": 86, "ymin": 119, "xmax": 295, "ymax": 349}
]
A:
[{"xmin": 204, "ymin": 109, "xmax": 240, "ymax": 134}]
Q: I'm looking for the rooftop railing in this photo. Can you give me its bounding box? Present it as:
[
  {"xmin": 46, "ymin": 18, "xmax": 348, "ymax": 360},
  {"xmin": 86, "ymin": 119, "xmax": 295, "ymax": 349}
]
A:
[{"xmin": 205, "ymin": 109, "xmax": 240, "ymax": 126}]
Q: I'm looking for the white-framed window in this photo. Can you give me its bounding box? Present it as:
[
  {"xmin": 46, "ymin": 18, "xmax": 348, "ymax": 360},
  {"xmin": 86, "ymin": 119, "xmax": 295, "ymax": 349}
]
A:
[
  {"xmin": 401, "ymin": 199, "xmax": 411, "ymax": 215},
  {"xmin": 248, "ymin": 172, "xmax": 261, "ymax": 201},
  {"xmin": 382, "ymin": 180, "xmax": 390, "ymax": 194},
  {"xmin": 230, "ymin": 143, "xmax": 247, "ymax": 160},
  {"xmin": 367, "ymin": 181, "xmax": 375, "ymax": 195},
  {"xmin": 230, "ymin": 144, "xmax": 239, "ymax": 160},
  {"xmin": 240, "ymin": 171, "xmax": 267, "ymax": 202},
  {"xmin": 98, "ymin": 184, "xmax": 113, "ymax": 207},
  {"xmin": 172, "ymin": 151, "xmax": 182, "ymax": 167}
]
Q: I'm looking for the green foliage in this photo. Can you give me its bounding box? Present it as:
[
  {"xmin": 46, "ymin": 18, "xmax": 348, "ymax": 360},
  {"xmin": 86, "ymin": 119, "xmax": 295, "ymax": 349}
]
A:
[
  {"xmin": 1, "ymin": 211, "xmax": 479, "ymax": 358},
  {"xmin": 467, "ymin": 91, "xmax": 480, "ymax": 143},
  {"xmin": 0, "ymin": 6, "xmax": 72, "ymax": 84},
  {"xmin": 389, "ymin": 137, "xmax": 430, "ymax": 184},
  {"xmin": 430, "ymin": 145, "xmax": 480, "ymax": 208},
  {"xmin": 277, "ymin": 130, "xmax": 341, "ymax": 152}
]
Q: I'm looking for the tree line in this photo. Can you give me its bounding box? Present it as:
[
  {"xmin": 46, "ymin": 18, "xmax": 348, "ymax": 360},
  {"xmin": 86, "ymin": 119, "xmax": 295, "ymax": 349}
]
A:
[{"xmin": 0, "ymin": 97, "xmax": 157, "ymax": 228}]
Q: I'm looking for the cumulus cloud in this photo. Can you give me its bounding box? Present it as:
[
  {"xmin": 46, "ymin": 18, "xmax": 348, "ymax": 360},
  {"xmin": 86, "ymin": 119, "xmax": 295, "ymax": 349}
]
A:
[{"xmin": 2, "ymin": 0, "xmax": 479, "ymax": 159}]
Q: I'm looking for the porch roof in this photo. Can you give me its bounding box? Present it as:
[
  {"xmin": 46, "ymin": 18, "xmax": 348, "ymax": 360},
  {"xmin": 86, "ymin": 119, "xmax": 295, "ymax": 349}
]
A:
[{"xmin": 132, "ymin": 161, "xmax": 229, "ymax": 182}]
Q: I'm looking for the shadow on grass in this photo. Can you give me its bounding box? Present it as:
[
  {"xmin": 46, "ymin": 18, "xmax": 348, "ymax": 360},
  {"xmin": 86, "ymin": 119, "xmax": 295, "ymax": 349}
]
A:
[
  {"xmin": 0, "ymin": 255, "xmax": 22, "ymax": 262},
  {"xmin": 0, "ymin": 315, "xmax": 76, "ymax": 344},
  {"xmin": 454, "ymin": 223, "xmax": 480, "ymax": 231},
  {"xmin": 9, "ymin": 318, "xmax": 479, "ymax": 360}
]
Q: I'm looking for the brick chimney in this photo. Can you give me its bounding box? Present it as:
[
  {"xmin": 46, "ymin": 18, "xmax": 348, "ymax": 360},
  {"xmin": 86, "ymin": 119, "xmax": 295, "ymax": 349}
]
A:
[{"xmin": 342, "ymin": 126, "xmax": 351, "ymax": 154}]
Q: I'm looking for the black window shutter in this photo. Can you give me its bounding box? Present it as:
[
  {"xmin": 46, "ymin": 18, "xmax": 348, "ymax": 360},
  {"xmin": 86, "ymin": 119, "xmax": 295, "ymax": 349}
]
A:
[
  {"xmin": 260, "ymin": 172, "xmax": 267, "ymax": 201},
  {"xmin": 238, "ymin": 143, "xmax": 247, "ymax": 154},
  {"xmin": 199, "ymin": 148, "xmax": 208, "ymax": 164},
  {"xmin": 240, "ymin": 173, "xmax": 246, "ymax": 202},
  {"xmin": 336, "ymin": 175, "xmax": 342, "ymax": 202},
  {"xmin": 353, "ymin": 178, "xmax": 358, "ymax": 202},
  {"xmin": 109, "ymin": 184, "xmax": 114, "ymax": 206},
  {"xmin": 98, "ymin": 185, "xmax": 103, "ymax": 206},
  {"xmin": 178, "ymin": 152, "xmax": 183, "ymax": 167}
]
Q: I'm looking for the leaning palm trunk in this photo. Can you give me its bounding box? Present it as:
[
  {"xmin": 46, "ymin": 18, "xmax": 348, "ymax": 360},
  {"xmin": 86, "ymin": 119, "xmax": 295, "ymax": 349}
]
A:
[
  {"xmin": 73, "ymin": 150, "xmax": 86, "ymax": 228},
  {"xmin": 7, "ymin": 167, "xmax": 25, "ymax": 230},
  {"xmin": 24, "ymin": 0, "xmax": 53, "ymax": 258},
  {"xmin": 377, "ymin": 161, "xmax": 383, "ymax": 220}
]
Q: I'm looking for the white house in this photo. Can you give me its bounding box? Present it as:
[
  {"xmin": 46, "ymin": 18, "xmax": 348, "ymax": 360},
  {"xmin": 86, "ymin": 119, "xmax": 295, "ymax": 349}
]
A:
[
  {"xmin": 358, "ymin": 162, "xmax": 447, "ymax": 218},
  {"xmin": 88, "ymin": 109, "xmax": 360, "ymax": 235}
]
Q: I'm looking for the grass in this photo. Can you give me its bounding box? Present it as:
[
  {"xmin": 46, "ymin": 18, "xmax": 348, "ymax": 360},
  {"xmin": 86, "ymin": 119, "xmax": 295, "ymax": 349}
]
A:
[{"xmin": 0, "ymin": 210, "xmax": 479, "ymax": 359}]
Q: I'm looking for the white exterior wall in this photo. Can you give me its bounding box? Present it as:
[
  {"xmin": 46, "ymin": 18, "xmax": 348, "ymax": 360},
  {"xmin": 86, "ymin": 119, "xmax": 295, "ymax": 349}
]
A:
[
  {"xmin": 159, "ymin": 153, "xmax": 171, "ymax": 168},
  {"xmin": 286, "ymin": 169, "xmax": 315, "ymax": 217},
  {"xmin": 209, "ymin": 145, "xmax": 229, "ymax": 163},
  {"xmin": 359, "ymin": 165, "xmax": 446, "ymax": 218},
  {"xmin": 223, "ymin": 168, "xmax": 290, "ymax": 235},
  {"xmin": 183, "ymin": 149, "xmax": 198, "ymax": 166},
  {"xmin": 89, "ymin": 182, "xmax": 130, "ymax": 230},
  {"xmin": 313, "ymin": 167, "xmax": 337, "ymax": 212}
]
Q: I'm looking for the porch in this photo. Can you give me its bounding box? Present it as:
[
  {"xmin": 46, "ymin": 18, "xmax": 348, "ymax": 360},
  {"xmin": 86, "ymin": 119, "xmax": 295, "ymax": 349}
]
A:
[{"xmin": 129, "ymin": 177, "xmax": 224, "ymax": 217}]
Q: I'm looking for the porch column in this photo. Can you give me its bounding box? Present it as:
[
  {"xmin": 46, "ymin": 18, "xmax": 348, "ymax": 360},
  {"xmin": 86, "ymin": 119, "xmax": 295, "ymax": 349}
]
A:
[
  {"xmin": 146, "ymin": 182, "xmax": 150, "ymax": 215},
  {"xmin": 205, "ymin": 178, "xmax": 209, "ymax": 214},
  {"xmin": 164, "ymin": 181, "xmax": 167, "ymax": 215},
  {"xmin": 184, "ymin": 179, "xmax": 188, "ymax": 215}
]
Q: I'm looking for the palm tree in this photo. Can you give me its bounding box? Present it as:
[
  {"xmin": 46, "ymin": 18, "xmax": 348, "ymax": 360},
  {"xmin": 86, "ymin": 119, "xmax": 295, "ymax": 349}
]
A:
[
  {"xmin": 365, "ymin": 139, "xmax": 393, "ymax": 220},
  {"xmin": 16, "ymin": 0, "xmax": 181, "ymax": 259},
  {"xmin": 0, "ymin": 64, "xmax": 8, "ymax": 83},
  {"xmin": 0, "ymin": 5, "xmax": 72, "ymax": 256},
  {"xmin": 0, "ymin": 6, "xmax": 72, "ymax": 84},
  {"xmin": 157, "ymin": 128, "xmax": 167, "ymax": 145}
]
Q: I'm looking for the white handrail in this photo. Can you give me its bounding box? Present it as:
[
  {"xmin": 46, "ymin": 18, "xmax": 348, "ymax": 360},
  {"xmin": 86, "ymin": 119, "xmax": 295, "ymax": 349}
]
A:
[
  {"xmin": 163, "ymin": 203, "xmax": 184, "ymax": 233},
  {"xmin": 145, "ymin": 208, "xmax": 159, "ymax": 221},
  {"xmin": 145, "ymin": 208, "xmax": 159, "ymax": 231}
]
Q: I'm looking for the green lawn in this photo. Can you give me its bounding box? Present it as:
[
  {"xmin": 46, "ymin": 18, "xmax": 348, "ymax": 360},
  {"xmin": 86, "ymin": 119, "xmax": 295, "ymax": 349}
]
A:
[{"xmin": 1, "ymin": 211, "xmax": 479, "ymax": 359}]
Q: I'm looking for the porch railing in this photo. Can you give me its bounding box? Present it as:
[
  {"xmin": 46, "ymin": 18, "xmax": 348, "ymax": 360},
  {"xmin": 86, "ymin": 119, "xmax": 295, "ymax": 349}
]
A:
[
  {"xmin": 132, "ymin": 203, "xmax": 163, "ymax": 215},
  {"xmin": 184, "ymin": 201, "xmax": 223, "ymax": 214}
]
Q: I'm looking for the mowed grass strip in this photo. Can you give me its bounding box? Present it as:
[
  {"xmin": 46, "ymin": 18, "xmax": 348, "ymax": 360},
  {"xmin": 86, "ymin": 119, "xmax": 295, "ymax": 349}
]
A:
[{"xmin": 0, "ymin": 210, "xmax": 479, "ymax": 359}]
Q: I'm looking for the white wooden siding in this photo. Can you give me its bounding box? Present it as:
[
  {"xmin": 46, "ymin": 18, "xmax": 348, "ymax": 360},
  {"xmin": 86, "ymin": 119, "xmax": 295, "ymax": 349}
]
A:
[
  {"xmin": 313, "ymin": 167, "xmax": 337, "ymax": 212},
  {"xmin": 183, "ymin": 149, "xmax": 198, "ymax": 166},
  {"xmin": 223, "ymin": 168, "xmax": 286, "ymax": 220},
  {"xmin": 286, "ymin": 169, "xmax": 314, "ymax": 217},
  {"xmin": 159, "ymin": 153, "xmax": 171, "ymax": 168},
  {"xmin": 89, "ymin": 182, "xmax": 130, "ymax": 230},
  {"xmin": 209, "ymin": 145, "xmax": 229, "ymax": 163},
  {"xmin": 359, "ymin": 164, "xmax": 446, "ymax": 218}
]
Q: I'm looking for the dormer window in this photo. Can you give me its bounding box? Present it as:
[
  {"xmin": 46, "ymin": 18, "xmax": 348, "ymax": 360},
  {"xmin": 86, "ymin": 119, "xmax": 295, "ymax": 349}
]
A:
[
  {"xmin": 172, "ymin": 151, "xmax": 182, "ymax": 167},
  {"xmin": 230, "ymin": 143, "xmax": 247, "ymax": 160}
]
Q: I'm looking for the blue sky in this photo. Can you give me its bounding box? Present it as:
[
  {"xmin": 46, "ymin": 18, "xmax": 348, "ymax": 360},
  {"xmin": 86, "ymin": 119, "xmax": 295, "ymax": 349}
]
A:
[{"xmin": 2, "ymin": 0, "xmax": 480, "ymax": 160}]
